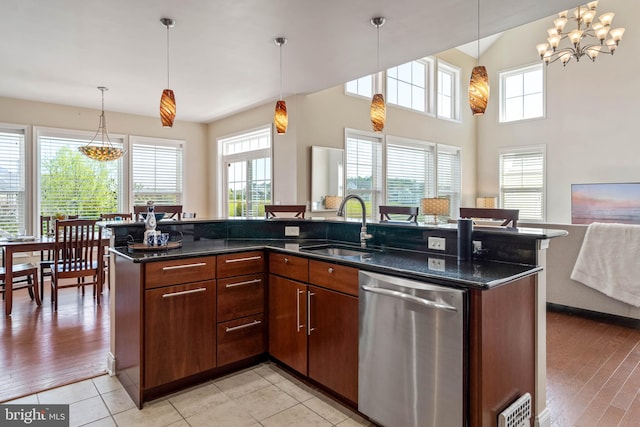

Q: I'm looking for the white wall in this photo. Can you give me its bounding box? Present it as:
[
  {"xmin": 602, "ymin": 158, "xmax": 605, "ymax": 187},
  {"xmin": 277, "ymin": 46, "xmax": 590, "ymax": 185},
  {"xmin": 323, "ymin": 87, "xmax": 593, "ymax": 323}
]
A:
[
  {"xmin": 208, "ymin": 48, "xmax": 479, "ymax": 213},
  {"xmin": 477, "ymin": 0, "xmax": 637, "ymax": 223},
  {"xmin": 0, "ymin": 96, "xmax": 210, "ymax": 221}
]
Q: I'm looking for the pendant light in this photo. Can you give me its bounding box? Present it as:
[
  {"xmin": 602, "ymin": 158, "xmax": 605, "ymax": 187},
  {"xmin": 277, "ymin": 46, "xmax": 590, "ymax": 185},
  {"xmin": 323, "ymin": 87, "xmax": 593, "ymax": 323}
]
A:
[
  {"xmin": 468, "ymin": 0, "xmax": 489, "ymax": 115},
  {"xmin": 370, "ymin": 17, "xmax": 386, "ymax": 132},
  {"xmin": 274, "ymin": 37, "xmax": 288, "ymax": 135},
  {"xmin": 78, "ymin": 87, "xmax": 125, "ymax": 162},
  {"xmin": 160, "ymin": 18, "xmax": 176, "ymax": 127}
]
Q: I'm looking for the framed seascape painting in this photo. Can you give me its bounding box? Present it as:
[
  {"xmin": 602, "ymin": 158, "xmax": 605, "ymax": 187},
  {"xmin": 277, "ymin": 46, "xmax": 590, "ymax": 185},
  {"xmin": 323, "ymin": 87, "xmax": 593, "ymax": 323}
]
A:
[{"xmin": 571, "ymin": 182, "xmax": 640, "ymax": 225}]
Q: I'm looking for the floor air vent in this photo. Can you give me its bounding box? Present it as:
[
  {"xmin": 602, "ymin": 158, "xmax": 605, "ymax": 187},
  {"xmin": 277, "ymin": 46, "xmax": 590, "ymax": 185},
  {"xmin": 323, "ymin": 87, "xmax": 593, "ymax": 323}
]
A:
[{"xmin": 498, "ymin": 392, "xmax": 532, "ymax": 427}]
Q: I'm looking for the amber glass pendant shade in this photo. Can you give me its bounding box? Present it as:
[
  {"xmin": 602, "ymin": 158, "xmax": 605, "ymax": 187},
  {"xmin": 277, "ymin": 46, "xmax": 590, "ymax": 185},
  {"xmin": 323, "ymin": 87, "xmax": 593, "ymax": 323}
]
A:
[
  {"xmin": 78, "ymin": 146, "xmax": 124, "ymax": 162},
  {"xmin": 274, "ymin": 100, "xmax": 288, "ymax": 134},
  {"xmin": 468, "ymin": 66, "xmax": 489, "ymax": 116},
  {"xmin": 370, "ymin": 93, "xmax": 386, "ymax": 132},
  {"xmin": 160, "ymin": 89, "xmax": 176, "ymax": 127}
]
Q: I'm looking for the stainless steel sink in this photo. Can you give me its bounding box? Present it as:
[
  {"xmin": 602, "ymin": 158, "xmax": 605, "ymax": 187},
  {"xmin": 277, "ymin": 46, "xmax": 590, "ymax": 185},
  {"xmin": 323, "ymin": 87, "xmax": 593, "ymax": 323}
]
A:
[{"xmin": 301, "ymin": 244, "xmax": 380, "ymax": 258}]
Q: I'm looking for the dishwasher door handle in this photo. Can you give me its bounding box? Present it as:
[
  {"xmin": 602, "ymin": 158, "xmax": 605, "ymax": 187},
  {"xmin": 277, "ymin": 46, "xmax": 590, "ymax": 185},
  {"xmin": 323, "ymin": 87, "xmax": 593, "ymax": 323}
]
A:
[{"xmin": 361, "ymin": 284, "xmax": 458, "ymax": 312}]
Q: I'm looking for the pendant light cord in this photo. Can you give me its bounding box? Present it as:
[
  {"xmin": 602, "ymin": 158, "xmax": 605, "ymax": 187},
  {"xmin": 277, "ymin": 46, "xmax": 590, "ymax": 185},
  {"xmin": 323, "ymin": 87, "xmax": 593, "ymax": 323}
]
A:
[
  {"xmin": 477, "ymin": 0, "xmax": 480, "ymax": 65},
  {"xmin": 166, "ymin": 24, "xmax": 171, "ymax": 88},
  {"xmin": 376, "ymin": 24, "xmax": 380, "ymax": 72},
  {"xmin": 279, "ymin": 43, "xmax": 283, "ymax": 101}
]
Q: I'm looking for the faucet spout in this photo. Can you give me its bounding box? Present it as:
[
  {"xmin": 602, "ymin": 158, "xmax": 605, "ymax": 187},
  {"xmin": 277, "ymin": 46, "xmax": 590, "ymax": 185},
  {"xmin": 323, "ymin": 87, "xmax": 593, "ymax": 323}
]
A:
[{"xmin": 336, "ymin": 194, "xmax": 373, "ymax": 248}]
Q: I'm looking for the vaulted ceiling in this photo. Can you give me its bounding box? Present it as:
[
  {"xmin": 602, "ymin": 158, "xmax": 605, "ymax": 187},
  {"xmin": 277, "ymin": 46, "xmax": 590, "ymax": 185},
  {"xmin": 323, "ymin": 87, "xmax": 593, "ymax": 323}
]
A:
[{"xmin": 0, "ymin": 0, "xmax": 577, "ymax": 123}]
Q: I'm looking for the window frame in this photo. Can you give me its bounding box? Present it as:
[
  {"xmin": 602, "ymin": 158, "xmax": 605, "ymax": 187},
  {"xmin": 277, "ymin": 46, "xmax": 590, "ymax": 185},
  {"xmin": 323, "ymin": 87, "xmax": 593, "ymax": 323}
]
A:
[
  {"xmin": 0, "ymin": 123, "xmax": 30, "ymax": 235},
  {"xmin": 385, "ymin": 58, "xmax": 435, "ymax": 115},
  {"xmin": 344, "ymin": 74, "xmax": 374, "ymax": 100},
  {"xmin": 499, "ymin": 145, "xmax": 546, "ymax": 222},
  {"xmin": 499, "ymin": 62, "xmax": 546, "ymax": 123},
  {"xmin": 218, "ymin": 125, "xmax": 273, "ymax": 218},
  {"xmin": 436, "ymin": 59, "xmax": 461, "ymax": 122},
  {"xmin": 344, "ymin": 128, "xmax": 384, "ymax": 222},
  {"xmin": 436, "ymin": 144, "xmax": 462, "ymax": 217},
  {"xmin": 385, "ymin": 136, "xmax": 436, "ymax": 209}
]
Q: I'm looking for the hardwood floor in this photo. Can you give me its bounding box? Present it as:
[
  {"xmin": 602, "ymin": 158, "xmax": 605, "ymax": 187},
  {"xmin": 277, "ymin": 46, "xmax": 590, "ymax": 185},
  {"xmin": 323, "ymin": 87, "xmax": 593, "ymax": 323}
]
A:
[
  {"xmin": 547, "ymin": 308, "xmax": 640, "ymax": 426},
  {"xmin": 2, "ymin": 285, "xmax": 640, "ymax": 427},
  {"xmin": 0, "ymin": 281, "xmax": 109, "ymax": 402}
]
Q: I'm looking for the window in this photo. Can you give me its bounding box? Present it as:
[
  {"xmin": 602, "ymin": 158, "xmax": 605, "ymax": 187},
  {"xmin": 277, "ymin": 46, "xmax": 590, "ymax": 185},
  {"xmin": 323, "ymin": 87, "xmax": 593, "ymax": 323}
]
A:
[
  {"xmin": 0, "ymin": 126, "xmax": 27, "ymax": 235},
  {"xmin": 131, "ymin": 136, "xmax": 184, "ymax": 206},
  {"xmin": 386, "ymin": 59, "xmax": 434, "ymax": 113},
  {"xmin": 436, "ymin": 61, "xmax": 461, "ymax": 121},
  {"xmin": 437, "ymin": 144, "xmax": 462, "ymax": 217},
  {"xmin": 386, "ymin": 137, "xmax": 435, "ymax": 208},
  {"xmin": 345, "ymin": 74, "xmax": 373, "ymax": 98},
  {"xmin": 500, "ymin": 63, "xmax": 544, "ymax": 122},
  {"xmin": 220, "ymin": 127, "xmax": 271, "ymax": 218},
  {"xmin": 37, "ymin": 127, "xmax": 123, "ymax": 219},
  {"xmin": 500, "ymin": 146, "xmax": 545, "ymax": 221},
  {"xmin": 344, "ymin": 129, "xmax": 383, "ymax": 221}
]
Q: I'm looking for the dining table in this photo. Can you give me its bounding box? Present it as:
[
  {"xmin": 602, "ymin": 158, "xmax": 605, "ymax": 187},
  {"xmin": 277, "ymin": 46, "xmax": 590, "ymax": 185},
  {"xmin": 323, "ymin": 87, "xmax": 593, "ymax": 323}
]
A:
[
  {"xmin": 1, "ymin": 236, "xmax": 55, "ymax": 316},
  {"xmin": 1, "ymin": 233, "xmax": 110, "ymax": 316}
]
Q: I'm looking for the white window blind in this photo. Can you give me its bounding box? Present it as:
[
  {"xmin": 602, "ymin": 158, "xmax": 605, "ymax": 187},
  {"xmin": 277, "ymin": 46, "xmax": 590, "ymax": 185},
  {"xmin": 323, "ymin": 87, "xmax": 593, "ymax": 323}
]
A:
[
  {"xmin": 0, "ymin": 128, "xmax": 26, "ymax": 236},
  {"xmin": 386, "ymin": 138, "xmax": 435, "ymax": 207},
  {"xmin": 437, "ymin": 145, "xmax": 461, "ymax": 217},
  {"xmin": 131, "ymin": 138, "xmax": 184, "ymax": 206},
  {"xmin": 220, "ymin": 127, "xmax": 271, "ymax": 218},
  {"xmin": 345, "ymin": 130, "xmax": 382, "ymax": 221},
  {"xmin": 500, "ymin": 63, "xmax": 544, "ymax": 123},
  {"xmin": 500, "ymin": 146, "xmax": 545, "ymax": 221},
  {"xmin": 38, "ymin": 131, "xmax": 122, "ymax": 218}
]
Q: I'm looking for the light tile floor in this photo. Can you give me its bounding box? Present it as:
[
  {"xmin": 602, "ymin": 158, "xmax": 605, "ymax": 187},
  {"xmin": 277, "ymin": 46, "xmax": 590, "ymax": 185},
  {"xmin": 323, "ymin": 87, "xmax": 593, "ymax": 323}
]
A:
[{"xmin": 6, "ymin": 362, "xmax": 373, "ymax": 427}]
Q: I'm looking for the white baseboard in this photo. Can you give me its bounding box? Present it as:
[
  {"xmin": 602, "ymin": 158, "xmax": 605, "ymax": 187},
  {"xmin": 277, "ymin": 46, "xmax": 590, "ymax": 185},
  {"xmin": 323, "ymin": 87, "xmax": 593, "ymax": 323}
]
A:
[
  {"xmin": 106, "ymin": 352, "xmax": 116, "ymax": 376},
  {"xmin": 535, "ymin": 407, "xmax": 551, "ymax": 427}
]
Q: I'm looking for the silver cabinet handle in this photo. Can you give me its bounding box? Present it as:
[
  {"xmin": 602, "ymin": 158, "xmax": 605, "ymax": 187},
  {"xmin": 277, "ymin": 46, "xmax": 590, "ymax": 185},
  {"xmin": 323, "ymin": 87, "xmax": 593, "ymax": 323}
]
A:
[
  {"xmin": 225, "ymin": 278, "xmax": 261, "ymax": 288},
  {"xmin": 307, "ymin": 291, "xmax": 316, "ymax": 336},
  {"xmin": 296, "ymin": 289, "xmax": 305, "ymax": 332},
  {"xmin": 361, "ymin": 284, "xmax": 457, "ymax": 312},
  {"xmin": 225, "ymin": 320, "xmax": 262, "ymax": 332},
  {"xmin": 284, "ymin": 257, "xmax": 289, "ymax": 263},
  {"xmin": 327, "ymin": 267, "xmax": 334, "ymax": 273},
  {"xmin": 162, "ymin": 262, "xmax": 207, "ymax": 271},
  {"xmin": 162, "ymin": 287, "xmax": 207, "ymax": 298},
  {"xmin": 225, "ymin": 255, "xmax": 262, "ymax": 263}
]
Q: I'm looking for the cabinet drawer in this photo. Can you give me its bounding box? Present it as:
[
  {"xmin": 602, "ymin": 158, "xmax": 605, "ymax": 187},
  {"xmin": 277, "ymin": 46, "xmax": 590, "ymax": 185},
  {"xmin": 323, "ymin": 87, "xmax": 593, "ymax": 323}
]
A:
[
  {"xmin": 269, "ymin": 253, "xmax": 308, "ymax": 282},
  {"xmin": 217, "ymin": 314, "xmax": 265, "ymax": 366},
  {"xmin": 309, "ymin": 260, "xmax": 359, "ymax": 297},
  {"xmin": 217, "ymin": 273, "xmax": 265, "ymax": 322},
  {"xmin": 145, "ymin": 256, "xmax": 216, "ymax": 289},
  {"xmin": 217, "ymin": 251, "xmax": 265, "ymax": 278}
]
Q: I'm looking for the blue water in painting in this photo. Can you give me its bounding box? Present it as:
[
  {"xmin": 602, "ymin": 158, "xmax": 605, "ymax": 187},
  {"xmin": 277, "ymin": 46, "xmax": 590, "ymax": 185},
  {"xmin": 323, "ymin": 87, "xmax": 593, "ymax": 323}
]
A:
[{"xmin": 572, "ymin": 207, "xmax": 640, "ymax": 224}]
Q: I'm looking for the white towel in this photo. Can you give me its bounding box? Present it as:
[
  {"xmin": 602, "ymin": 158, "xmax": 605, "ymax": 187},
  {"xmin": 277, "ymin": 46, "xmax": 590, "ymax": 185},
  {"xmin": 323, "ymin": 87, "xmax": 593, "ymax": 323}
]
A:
[{"xmin": 571, "ymin": 222, "xmax": 640, "ymax": 307}]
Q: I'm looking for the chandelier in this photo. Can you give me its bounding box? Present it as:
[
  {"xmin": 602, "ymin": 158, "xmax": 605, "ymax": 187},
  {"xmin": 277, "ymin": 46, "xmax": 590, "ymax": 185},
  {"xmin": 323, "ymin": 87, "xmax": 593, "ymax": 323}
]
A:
[
  {"xmin": 78, "ymin": 87, "xmax": 124, "ymax": 162},
  {"xmin": 536, "ymin": 1, "xmax": 625, "ymax": 66},
  {"xmin": 160, "ymin": 18, "xmax": 176, "ymax": 127},
  {"xmin": 370, "ymin": 16, "xmax": 386, "ymax": 132}
]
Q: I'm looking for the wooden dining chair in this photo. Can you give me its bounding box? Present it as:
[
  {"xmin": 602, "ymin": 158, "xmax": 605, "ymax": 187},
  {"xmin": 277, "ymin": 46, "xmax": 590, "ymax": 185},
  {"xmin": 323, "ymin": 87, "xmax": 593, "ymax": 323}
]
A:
[
  {"xmin": 133, "ymin": 205, "xmax": 183, "ymax": 220},
  {"xmin": 99, "ymin": 213, "xmax": 133, "ymax": 221},
  {"xmin": 264, "ymin": 205, "xmax": 306, "ymax": 219},
  {"xmin": 459, "ymin": 208, "xmax": 519, "ymax": 228},
  {"xmin": 379, "ymin": 206, "xmax": 419, "ymax": 223},
  {"xmin": 1, "ymin": 252, "xmax": 41, "ymax": 307},
  {"xmin": 50, "ymin": 219, "xmax": 104, "ymax": 311}
]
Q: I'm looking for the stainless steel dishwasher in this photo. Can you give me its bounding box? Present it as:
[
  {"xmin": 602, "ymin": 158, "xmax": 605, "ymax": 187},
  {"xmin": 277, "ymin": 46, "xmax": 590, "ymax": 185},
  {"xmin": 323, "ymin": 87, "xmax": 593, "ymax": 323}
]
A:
[{"xmin": 358, "ymin": 271, "xmax": 466, "ymax": 427}]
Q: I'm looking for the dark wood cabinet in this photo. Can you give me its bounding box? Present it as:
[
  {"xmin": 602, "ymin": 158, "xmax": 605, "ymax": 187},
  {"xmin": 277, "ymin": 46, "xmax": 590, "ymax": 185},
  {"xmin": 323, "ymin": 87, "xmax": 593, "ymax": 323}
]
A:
[
  {"xmin": 269, "ymin": 254, "xmax": 359, "ymax": 403},
  {"xmin": 307, "ymin": 284, "xmax": 359, "ymax": 403},
  {"xmin": 268, "ymin": 274, "xmax": 308, "ymax": 374},
  {"xmin": 144, "ymin": 280, "xmax": 216, "ymax": 388},
  {"xmin": 215, "ymin": 251, "xmax": 266, "ymax": 366}
]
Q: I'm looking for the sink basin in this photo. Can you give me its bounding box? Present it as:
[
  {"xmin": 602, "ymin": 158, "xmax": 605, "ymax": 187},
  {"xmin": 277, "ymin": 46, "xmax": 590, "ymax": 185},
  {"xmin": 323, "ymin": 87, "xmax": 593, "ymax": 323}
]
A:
[{"xmin": 301, "ymin": 244, "xmax": 380, "ymax": 258}]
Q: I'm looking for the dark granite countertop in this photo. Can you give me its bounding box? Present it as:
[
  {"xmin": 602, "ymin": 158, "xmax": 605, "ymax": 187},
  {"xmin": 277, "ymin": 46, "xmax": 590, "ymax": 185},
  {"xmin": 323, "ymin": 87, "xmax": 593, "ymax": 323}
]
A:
[{"xmin": 110, "ymin": 238, "xmax": 541, "ymax": 289}]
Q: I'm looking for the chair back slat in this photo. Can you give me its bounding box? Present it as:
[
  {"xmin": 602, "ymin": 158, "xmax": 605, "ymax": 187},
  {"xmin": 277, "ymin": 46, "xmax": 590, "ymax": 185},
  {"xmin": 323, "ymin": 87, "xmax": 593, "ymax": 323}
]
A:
[
  {"xmin": 379, "ymin": 205, "xmax": 419, "ymax": 223},
  {"xmin": 54, "ymin": 219, "xmax": 103, "ymax": 275},
  {"xmin": 459, "ymin": 208, "xmax": 519, "ymax": 227},
  {"xmin": 100, "ymin": 213, "xmax": 133, "ymax": 220}
]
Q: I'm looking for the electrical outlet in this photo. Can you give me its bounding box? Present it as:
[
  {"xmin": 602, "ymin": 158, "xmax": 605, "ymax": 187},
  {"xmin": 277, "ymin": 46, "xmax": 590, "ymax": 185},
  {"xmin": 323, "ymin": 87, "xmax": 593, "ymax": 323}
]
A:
[
  {"xmin": 427, "ymin": 236, "xmax": 446, "ymax": 251},
  {"xmin": 428, "ymin": 257, "xmax": 445, "ymax": 271},
  {"xmin": 473, "ymin": 240, "xmax": 482, "ymax": 252},
  {"xmin": 285, "ymin": 226, "xmax": 300, "ymax": 237}
]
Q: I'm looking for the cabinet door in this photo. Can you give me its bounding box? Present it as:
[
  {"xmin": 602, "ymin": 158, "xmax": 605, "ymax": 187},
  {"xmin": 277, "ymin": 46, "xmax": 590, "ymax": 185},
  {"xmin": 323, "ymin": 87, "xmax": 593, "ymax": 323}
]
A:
[
  {"xmin": 308, "ymin": 285, "xmax": 359, "ymax": 403},
  {"xmin": 268, "ymin": 274, "xmax": 308, "ymax": 375},
  {"xmin": 144, "ymin": 280, "xmax": 216, "ymax": 388}
]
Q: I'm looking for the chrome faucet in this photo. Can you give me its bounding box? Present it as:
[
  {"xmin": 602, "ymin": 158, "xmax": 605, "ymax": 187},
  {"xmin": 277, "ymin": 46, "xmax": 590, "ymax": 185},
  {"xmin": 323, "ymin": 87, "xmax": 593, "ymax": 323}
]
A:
[{"xmin": 336, "ymin": 194, "xmax": 373, "ymax": 248}]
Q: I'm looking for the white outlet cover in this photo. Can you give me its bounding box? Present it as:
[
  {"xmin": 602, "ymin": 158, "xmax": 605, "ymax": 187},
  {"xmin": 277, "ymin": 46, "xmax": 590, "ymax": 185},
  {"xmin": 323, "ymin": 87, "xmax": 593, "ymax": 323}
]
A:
[
  {"xmin": 285, "ymin": 226, "xmax": 300, "ymax": 236},
  {"xmin": 427, "ymin": 236, "xmax": 446, "ymax": 251},
  {"xmin": 428, "ymin": 257, "xmax": 445, "ymax": 271}
]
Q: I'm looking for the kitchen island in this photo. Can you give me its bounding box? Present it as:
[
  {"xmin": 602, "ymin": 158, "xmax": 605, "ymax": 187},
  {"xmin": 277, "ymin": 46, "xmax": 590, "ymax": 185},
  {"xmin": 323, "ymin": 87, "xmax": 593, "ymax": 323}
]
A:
[{"xmin": 107, "ymin": 218, "xmax": 566, "ymax": 427}]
